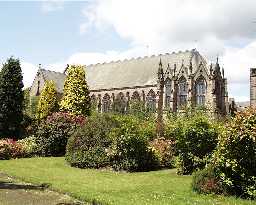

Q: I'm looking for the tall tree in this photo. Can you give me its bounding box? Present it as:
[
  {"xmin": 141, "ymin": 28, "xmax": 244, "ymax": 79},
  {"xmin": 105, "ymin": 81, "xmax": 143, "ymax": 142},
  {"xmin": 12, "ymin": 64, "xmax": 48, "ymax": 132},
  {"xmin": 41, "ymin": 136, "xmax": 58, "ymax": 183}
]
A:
[
  {"xmin": 60, "ymin": 65, "xmax": 90, "ymax": 116},
  {"xmin": 37, "ymin": 80, "xmax": 59, "ymax": 119},
  {"xmin": 0, "ymin": 57, "xmax": 24, "ymax": 139}
]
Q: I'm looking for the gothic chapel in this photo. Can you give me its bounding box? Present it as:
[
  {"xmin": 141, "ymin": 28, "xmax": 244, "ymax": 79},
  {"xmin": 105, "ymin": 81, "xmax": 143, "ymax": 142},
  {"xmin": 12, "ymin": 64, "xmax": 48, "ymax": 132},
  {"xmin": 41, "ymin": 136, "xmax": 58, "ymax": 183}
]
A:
[{"xmin": 30, "ymin": 49, "xmax": 228, "ymax": 115}]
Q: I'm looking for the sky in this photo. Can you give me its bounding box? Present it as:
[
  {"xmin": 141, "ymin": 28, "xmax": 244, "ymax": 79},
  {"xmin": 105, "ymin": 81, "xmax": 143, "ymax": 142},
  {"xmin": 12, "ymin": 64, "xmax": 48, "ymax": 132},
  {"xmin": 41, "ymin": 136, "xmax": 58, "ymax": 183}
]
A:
[{"xmin": 0, "ymin": 0, "xmax": 256, "ymax": 102}]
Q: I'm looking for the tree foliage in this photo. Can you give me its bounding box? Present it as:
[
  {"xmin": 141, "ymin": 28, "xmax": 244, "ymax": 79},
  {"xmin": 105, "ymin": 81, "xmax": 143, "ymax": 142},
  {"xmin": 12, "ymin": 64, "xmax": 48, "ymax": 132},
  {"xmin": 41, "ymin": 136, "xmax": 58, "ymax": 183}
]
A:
[
  {"xmin": 0, "ymin": 57, "xmax": 24, "ymax": 139},
  {"xmin": 60, "ymin": 65, "xmax": 90, "ymax": 116},
  {"xmin": 37, "ymin": 80, "xmax": 58, "ymax": 119}
]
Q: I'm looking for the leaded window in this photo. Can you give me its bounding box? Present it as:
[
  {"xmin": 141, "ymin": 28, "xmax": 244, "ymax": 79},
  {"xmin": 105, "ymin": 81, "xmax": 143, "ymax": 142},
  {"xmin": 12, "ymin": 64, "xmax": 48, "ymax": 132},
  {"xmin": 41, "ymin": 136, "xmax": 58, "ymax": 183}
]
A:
[
  {"xmin": 178, "ymin": 77, "xmax": 188, "ymax": 107},
  {"xmin": 165, "ymin": 78, "xmax": 172, "ymax": 108},
  {"xmin": 195, "ymin": 78, "xmax": 206, "ymax": 106},
  {"xmin": 146, "ymin": 90, "xmax": 156, "ymax": 112},
  {"xmin": 102, "ymin": 94, "xmax": 111, "ymax": 112}
]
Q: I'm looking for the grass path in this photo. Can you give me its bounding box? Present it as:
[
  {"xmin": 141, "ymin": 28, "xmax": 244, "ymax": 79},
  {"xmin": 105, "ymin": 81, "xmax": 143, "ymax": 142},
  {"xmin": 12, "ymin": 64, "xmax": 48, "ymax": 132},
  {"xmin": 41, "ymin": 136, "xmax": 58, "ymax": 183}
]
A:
[{"xmin": 0, "ymin": 157, "xmax": 255, "ymax": 205}]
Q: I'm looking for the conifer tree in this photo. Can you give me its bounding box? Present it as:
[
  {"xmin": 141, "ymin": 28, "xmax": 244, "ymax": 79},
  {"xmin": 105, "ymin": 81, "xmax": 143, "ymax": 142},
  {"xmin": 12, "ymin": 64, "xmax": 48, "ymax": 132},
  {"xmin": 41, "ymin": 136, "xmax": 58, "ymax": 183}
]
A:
[
  {"xmin": 37, "ymin": 80, "xmax": 59, "ymax": 119},
  {"xmin": 0, "ymin": 57, "xmax": 24, "ymax": 139},
  {"xmin": 60, "ymin": 65, "xmax": 90, "ymax": 116}
]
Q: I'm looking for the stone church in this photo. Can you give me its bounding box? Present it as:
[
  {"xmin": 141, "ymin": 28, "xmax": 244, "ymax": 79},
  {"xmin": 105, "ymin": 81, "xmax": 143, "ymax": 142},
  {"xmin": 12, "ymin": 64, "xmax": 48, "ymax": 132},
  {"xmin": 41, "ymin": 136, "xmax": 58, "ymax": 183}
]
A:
[{"xmin": 30, "ymin": 49, "xmax": 229, "ymax": 115}]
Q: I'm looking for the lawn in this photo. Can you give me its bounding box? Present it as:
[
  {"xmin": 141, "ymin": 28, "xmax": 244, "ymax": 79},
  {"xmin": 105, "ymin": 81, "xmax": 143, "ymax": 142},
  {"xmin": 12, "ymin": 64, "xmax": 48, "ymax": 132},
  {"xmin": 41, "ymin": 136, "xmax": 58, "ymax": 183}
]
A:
[{"xmin": 0, "ymin": 157, "xmax": 255, "ymax": 205}]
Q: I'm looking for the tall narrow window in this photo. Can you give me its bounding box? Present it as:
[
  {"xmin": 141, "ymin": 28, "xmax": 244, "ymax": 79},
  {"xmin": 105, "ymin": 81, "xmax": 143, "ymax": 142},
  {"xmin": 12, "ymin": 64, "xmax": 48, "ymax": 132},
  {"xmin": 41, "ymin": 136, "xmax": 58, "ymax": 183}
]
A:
[
  {"xmin": 195, "ymin": 77, "xmax": 206, "ymax": 106},
  {"xmin": 146, "ymin": 90, "xmax": 156, "ymax": 112},
  {"xmin": 131, "ymin": 91, "xmax": 140, "ymax": 101},
  {"xmin": 102, "ymin": 94, "xmax": 111, "ymax": 112},
  {"xmin": 165, "ymin": 78, "xmax": 172, "ymax": 108},
  {"xmin": 114, "ymin": 92, "xmax": 126, "ymax": 113},
  {"xmin": 178, "ymin": 77, "xmax": 188, "ymax": 107}
]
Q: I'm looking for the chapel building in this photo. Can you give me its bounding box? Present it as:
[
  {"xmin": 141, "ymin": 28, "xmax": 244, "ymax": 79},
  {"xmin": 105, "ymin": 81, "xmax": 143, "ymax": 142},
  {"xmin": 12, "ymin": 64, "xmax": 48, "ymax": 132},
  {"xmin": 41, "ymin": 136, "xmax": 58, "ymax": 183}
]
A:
[{"xmin": 30, "ymin": 49, "xmax": 229, "ymax": 115}]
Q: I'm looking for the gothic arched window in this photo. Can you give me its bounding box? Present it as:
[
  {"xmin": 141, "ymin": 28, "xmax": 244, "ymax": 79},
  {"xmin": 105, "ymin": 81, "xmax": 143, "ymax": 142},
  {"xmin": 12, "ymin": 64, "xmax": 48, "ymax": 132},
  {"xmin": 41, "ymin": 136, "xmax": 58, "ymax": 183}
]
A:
[
  {"xmin": 146, "ymin": 90, "xmax": 156, "ymax": 112},
  {"xmin": 195, "ymin": 77, "xmax": 206, "ymax": 106},
  {"xmin": 114, "ymin": 92, "xmax": 126, "ymax": 113},
  {"xmin": 165, "ymin": 78, "xmax": 172, "ymax": 108},
  {"xmin": 178, "ymin": 76, "xmax": 188, "ymax": 107},
  {"xmin": 131, "ymin": 91, "xmax": 140, "ymax": 101},
  {"xmin": 102, "ymin": 93, "xmax": 111, "ymax": 112}
]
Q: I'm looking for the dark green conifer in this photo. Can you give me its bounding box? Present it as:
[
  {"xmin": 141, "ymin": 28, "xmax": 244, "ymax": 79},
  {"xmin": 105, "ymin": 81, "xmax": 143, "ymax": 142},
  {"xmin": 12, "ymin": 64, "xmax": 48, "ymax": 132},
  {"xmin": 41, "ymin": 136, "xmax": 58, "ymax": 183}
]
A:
[{"xmin": 0, "ymin": 57, "xmax": 24, "ymax": 139}]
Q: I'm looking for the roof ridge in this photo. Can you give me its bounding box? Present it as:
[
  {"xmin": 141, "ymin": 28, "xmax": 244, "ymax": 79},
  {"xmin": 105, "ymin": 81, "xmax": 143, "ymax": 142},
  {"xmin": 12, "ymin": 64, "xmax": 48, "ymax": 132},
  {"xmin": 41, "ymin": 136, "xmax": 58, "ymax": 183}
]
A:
[{"xmin": 87, "ymin": 49, "xmax": 195, "ymax": 67}]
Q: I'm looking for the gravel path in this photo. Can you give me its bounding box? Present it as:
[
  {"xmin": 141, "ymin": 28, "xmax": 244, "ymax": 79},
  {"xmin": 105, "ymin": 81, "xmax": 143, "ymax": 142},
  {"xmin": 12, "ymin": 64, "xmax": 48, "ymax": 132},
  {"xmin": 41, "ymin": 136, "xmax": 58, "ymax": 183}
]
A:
[{"xmin": 0, "ymin": 173, "xmax": 85, "ymax": 205}]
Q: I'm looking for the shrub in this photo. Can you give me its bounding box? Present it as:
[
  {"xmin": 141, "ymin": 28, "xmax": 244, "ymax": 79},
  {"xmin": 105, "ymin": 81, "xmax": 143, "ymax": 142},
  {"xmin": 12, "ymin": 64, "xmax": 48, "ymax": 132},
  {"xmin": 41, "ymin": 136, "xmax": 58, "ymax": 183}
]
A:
[
  {"xmin": 66, "ymin": 114, "xmax": 159, "ymax": 171},
  {"xmin": 60, "ymin": 65, "xmax": 90, "ymax": 116},
  {"xmin": 108, "ymin": 115, "xmax": 160, "ymax": 171},
  {"xmin": 35, "ymin": 112, "xmax": 86, "ymax": 157},
  {"xmin": 66, "ymin": 114, "xmax": 117, "ymax": 168},
  {"xmin": 213, "ymin": 108, "xmax": 256, "ymax": 199},
  {"xmin": 192, "ymin": 165, "xmax": 222, "ymax": 194},
  {"xmin": 37, "ymin": 80, "xmax": 59, "ymax": 119},
  {"xmin": 17, "ymin": 136, "xmax": 38, "ymax": 157},
  {"xmin": 166, "ymin": 111, "xmax": 219, "ymax": 175},
  {"xmin": 0, "ymin": 139, "xmax": 13, "ymax": 159},
  {"xmin": 149, "ymin": 137, "xmax": 176, "ymax": 168},
  {"xmin": 0, "ymin": 139, "xmax": 24, "ymax": 159}
]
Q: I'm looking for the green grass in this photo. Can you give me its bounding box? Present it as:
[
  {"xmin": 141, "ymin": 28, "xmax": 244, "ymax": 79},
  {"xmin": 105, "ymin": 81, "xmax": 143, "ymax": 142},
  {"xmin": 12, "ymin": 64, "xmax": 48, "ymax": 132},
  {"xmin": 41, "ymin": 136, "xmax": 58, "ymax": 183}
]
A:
[{"xmin": 0, "ymin": 157, "xmax": 255, "ymax": 205}]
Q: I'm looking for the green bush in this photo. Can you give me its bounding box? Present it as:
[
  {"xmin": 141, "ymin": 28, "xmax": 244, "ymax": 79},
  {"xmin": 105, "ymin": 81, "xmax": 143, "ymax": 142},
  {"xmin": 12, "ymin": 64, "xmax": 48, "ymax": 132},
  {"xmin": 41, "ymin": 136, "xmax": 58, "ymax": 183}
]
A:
[
  {"xmin": 66, "ymin": 114, "xmax": 117, "ymax": 168},
  {"xmin": 192, "ymin": 165, "xmax": 222, "ymax": 194},
  {"xmin": 108, "ymin": 115, "xmax": 160, "ymax": 171},
  {"xmin": 66, "ymin": 113, "xmax": 159, "ymax": 171},
  {"xmin": 213, "ymin": 108, "xmax": 256, "ymax": 199},
  {"xmin": 166, "ymin": 111, "xmax": 219, "ymax": 175},
  {"xmin": 35, "ymin": 112, "xmax": 86, "ymax": 157}
]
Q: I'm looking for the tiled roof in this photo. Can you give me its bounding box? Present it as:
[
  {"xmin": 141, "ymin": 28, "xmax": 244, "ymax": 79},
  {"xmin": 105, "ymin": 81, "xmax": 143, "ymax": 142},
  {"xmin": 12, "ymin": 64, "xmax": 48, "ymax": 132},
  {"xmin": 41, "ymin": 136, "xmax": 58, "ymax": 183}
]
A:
[
  {"xmin": 39, "ymin": 69, "xmax": 66, "ymax": 93},
  {"xmin": 86, "ymin": 49, "xmax": 207, "ymax": 91},
  {"xmin": 38, "ymin": 49, "xmax": 208, "ymax": 92}
]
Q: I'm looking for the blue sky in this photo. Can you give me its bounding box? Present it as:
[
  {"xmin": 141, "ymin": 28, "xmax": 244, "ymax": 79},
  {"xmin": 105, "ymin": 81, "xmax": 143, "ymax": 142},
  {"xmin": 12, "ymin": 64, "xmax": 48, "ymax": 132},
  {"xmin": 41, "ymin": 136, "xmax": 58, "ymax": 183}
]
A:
[
  {"xmin": 0, "ymin": 0, "xmax": 256, "ymax": 102},
  {"xmin": 0, "ymin": 1, "xmax": 129, "ymax": 64}
]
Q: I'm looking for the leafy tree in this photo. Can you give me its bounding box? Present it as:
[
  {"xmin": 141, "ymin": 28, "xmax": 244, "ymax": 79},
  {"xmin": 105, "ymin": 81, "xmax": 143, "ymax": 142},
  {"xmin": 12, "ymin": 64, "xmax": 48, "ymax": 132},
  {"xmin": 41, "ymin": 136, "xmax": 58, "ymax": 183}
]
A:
[
  {"xmin": 0, "ymin": 57, "xmax": 24, "ymax": 139},
  {"xmin": 60, "ymin": 65, "xmax": 90, "ymax": 116},
  {"xmin": 37, "ymin": 80, "xmax": 59, "ymax": 119}
]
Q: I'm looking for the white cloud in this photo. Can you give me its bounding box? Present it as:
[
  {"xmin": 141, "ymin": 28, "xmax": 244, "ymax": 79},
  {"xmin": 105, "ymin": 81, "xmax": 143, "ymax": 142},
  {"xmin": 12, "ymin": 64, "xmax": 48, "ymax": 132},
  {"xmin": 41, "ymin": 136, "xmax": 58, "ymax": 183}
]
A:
[
  {"xmin": 78, "ymin": 0, "xmax": 256, "ymax": 101},
  {"xmin": 20, "ymin": 0, "xmax": 256, "ymax": 102},
  {"xmin": 20, "ymin": 62, "xmax": 38, "ymax": 88}
]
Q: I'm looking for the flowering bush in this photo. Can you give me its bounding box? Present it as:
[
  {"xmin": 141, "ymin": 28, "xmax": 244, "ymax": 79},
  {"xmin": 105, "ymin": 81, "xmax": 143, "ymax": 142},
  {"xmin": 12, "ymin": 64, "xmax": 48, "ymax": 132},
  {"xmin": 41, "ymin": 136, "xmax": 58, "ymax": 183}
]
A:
[
  {"xmin": 0, "ymin": 139, "xmax": 13, "ymax": 159},
  {"xmin": 0, "ymin": 139, "xmax": 24, "ymax": 159},
  {"xmin": 149, "ymin": 137, "xmax": 176, "ymax": 168},
  {"xmin": 192, "ymin": 165, "xmax": 222, "ymax": 194},
  {"xmin": 17, "ymin": 136, "xmax": 38, "ymax": 157},
  {"xmin": 35, "ymin": 112, "xmax": 86, "ymax": 156}
]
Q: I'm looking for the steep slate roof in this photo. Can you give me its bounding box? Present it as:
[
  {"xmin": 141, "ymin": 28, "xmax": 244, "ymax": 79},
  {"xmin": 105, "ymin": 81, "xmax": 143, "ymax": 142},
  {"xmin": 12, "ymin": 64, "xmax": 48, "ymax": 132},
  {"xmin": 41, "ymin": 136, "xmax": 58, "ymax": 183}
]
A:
[
  {"xmin": 35, "ymin": 49, "xmax": 208, "ymax": 93},
  {"xmin": 86, "ymin": 49, "xmax": 208, "ymax": 91},
  {"xmin": 39, "ymin": 69, "xmax": 66, "ymax": 93}
]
